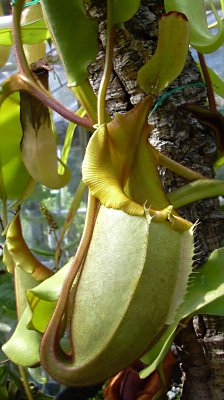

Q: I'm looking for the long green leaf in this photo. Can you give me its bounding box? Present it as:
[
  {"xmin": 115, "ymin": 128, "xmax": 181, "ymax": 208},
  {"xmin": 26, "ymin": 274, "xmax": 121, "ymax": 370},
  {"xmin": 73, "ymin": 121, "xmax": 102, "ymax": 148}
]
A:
[
  {"xmin": 140, "ymin": 246, "xmax": 224, "ymax": 379},
  {"xmin": 41, "ymin": 0, "xmax": 98, "ymax": 86},
  {"xmin": 140, "ymin": 324, "xmax": 176, "ymax": 379},
  {"xmin": 59, "ymin": 107, "xmax": 86, "ymax": 174},
  {"xmin": 198, "ymin": 296, "xmax": 224, "ymax": 316},
  {"xmin": 221, "ymin": 0, "xmax": 224, "ymax": 12},
  {"xmin": 165, "ymin": 0, "xmax": 224, "ymax": 53},
  {"xmin": 178, "ymin": 247, "xmax": 224, "ymax": 319},
  {"xmin": 137, "ymin": 12, "xmax": 189, "ymax": 95},
  {"xmin": 168, "ymin": 179, "xmax": 224, "ymax": 209}
]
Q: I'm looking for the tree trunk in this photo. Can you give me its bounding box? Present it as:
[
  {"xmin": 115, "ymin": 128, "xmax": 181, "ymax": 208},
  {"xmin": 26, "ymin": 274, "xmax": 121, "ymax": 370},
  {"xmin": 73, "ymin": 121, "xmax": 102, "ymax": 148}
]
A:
[{"xmin": 87, "ymin": 1, "xmax": 224, "ymax": 398}]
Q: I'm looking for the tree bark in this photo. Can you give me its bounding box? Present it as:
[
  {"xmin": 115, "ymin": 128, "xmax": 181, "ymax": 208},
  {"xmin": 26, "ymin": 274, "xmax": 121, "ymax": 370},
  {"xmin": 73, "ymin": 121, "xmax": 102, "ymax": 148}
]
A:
[{"xmin": 86, "ymin": 1, "xmax": 224, "ymax": 398}]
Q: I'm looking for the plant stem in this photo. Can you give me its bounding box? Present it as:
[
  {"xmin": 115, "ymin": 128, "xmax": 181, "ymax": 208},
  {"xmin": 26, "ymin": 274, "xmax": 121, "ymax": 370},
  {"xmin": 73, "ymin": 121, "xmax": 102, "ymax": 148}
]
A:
[
  {"xmin": 71, "ymin": 81, "xmax": 98, "ymax": 124},
  {"xmin": 30, "ymin": 247, "xmax": 55, "ymax": 257},
  {"xmin": 12, "ymin": 0, "xmax": 33, "ymax": 79},
  {"xmin": 97, "ymin": 0, "xmax": 114, "ymax": 125},
  {"xmin": 11, "ymin": 0, "xmax": 93, "ymax": 129},
  {"xmin": 54, "ymin": 180, "xmax": 86, "ymax": 270},
  {"xmin": 19, "ymin": 366, "xmax": 34, "ymax": 400},
  {"xmin": 0, "ymin": 159, "xmax": 8, "ymax": 226},
  {"xmin": 2, "ymin": 200, "xmax": 7, "ymax": 228},
  {"xmin": 155, "ymin": 146, "xmax": 206, "ymax": 181},
  {"xmin": 198, "ymin": 52, "xmax": 217, "ymax": 112},
  {"xmin": 2, "ymin": 72, "xmax": 93, "ymax": 129},
  {"xmin": 21, "ymin": 75, "xmax": 93, "ymax": 129}
]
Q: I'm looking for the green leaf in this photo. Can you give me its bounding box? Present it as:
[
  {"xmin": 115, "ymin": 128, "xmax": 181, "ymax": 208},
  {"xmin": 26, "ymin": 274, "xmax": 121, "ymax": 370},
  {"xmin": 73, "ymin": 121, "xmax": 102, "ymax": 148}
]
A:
[
  {"xmin": 165, "ymin": 0, "xmax": 224, "ymax": 53},
  {"xmin": 0, "ymin": 93, "xmax": 30, "ymax": 199},
  {"xmin": 27, "ymin": 299, "xmax": 57, "ymax": 334},
  {"xmin": 0, "ymin": 19, "xmax": 50, "ymax": 46},
  {"xmin": 41, "ymin": 0, "xmax": 98, "ymax": 86},
  {"xmin": 14, "ymin": 267, "xmax": 42, "ymax": 319},
  {"xmin": 140, "ymin": 324, "xmax": 176, "ymax": 379},
  {"xmin": 2, "ymin": 305, "xmax": 42, "ymax": 367},
  {"xmin": 222, "ymin": 0, "xmax": 224, "ymax": 12},
  {"xmin": 137, "ymin": 12, "xmax": 189, "ymax": 95},
  {"xmin": 198, "ymin": 296, "xmax": 224, "ymax": 316},
  {"xmin": 139, "ymin": 246, "xmax": 224, "ymax": 380},
  {"xmin": 1, "ymin": 260, "xmax": 70, "ymax": 368},
  {"xmin": 197, "ymin": 62, "xmax": 224, "ymax": 99},
  {"xmin": 167, "ymin": 179, "xmax": 224, "ymax": 209},
  {"xmin": 26, "ymin": 259, "xmax": 72, "ymax": 333},
  {"xmin": 178, "ymin": 248, "xmax": 224, "ymax": 319},
  {"xmin": 112, "ymin": 0, "xmax": 140, "ymax": 23},
  {"xmin": 1, "ymin": 242, "xmax": 53, "ymax": 366}
]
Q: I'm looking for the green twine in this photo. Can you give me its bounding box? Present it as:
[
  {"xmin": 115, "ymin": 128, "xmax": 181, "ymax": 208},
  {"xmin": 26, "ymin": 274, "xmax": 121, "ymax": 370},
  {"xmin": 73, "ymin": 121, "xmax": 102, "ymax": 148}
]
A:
[
  {"xmin": 148, "ymin": 82, "xmax": 206, "ymax": 118},
  {"xmin": 11, "ymin": 0, "xmax": 40, "ymax": 6},
  {"xmin": 24, "ymin": 0, "xmax": 40, "ymax": 6}
]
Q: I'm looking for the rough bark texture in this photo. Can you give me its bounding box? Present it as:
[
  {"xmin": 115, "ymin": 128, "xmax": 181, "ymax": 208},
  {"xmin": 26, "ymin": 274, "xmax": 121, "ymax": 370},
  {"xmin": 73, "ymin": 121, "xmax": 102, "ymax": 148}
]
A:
[{"xmin": 86, "ymin": 1, "xmax": 224, "ymax": 398}]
